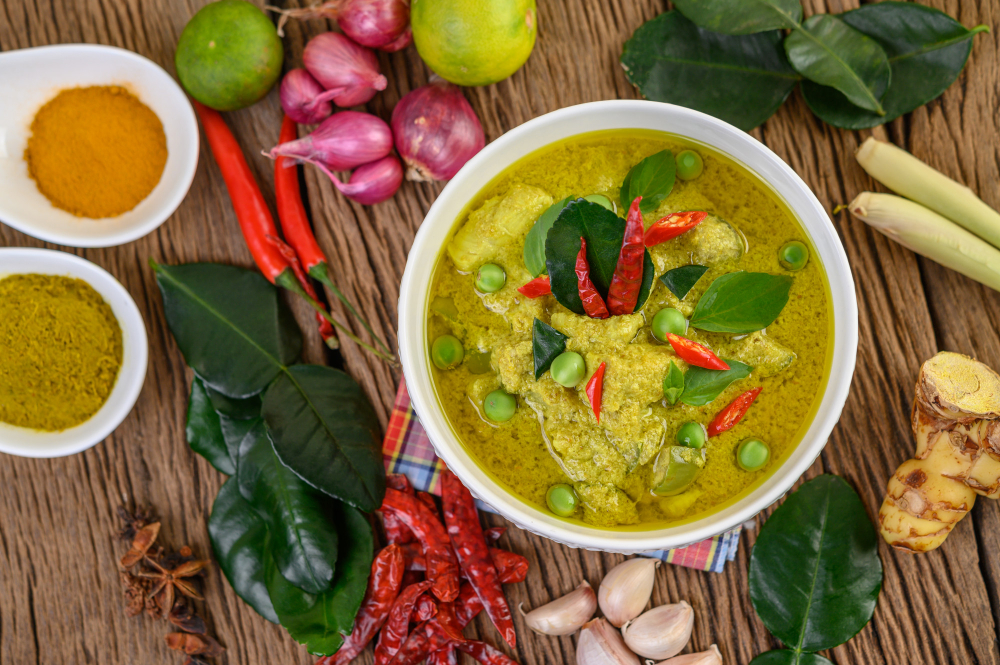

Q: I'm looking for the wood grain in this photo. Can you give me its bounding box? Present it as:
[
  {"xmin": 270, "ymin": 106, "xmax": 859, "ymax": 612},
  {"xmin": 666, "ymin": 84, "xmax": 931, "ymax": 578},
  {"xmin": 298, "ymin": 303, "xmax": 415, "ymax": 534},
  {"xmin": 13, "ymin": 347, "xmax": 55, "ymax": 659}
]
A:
[{"xmin": 1, "ymin": 1, "xmax": 999, "ymax": 663}]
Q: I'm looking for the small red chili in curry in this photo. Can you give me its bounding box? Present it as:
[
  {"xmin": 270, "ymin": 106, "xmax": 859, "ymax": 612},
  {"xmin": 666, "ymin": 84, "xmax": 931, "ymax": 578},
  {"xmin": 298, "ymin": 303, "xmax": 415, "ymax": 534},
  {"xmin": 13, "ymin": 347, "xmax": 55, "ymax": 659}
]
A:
[
  {"xmin": 665, "ymin": 333, "xmax": 730, "ymax": 371},
  {"xmin": 576, "ymin": 237, "xmax": 610, "ymax": 319},
  {"xmin": 586, "ymin": 362, "xmax": 606, "ymax": 423},
  {"xmin": 707, "ymin": 387, "xmax": 762, "ymax": 437},
  {"xmin": 374, "ymin": 580, "xmax": 435, "ymax": 665},
  {"xmin": 517, "ymin": 276, "xmax": 551, "ymax": 298},
  {"xmin": 644, "ymin": 211, "xmax": 708, "ymax": 247},
  {"xmin": 441, "ymin": 470, "xmax": 517, "ymax": 648},
  {"xmin": 607, "ymin": 196, "xmax": 646, "ymax": 315},
  {"xmin": 382, "ymin": 488, "xmax": 460, "ymax": 602}
]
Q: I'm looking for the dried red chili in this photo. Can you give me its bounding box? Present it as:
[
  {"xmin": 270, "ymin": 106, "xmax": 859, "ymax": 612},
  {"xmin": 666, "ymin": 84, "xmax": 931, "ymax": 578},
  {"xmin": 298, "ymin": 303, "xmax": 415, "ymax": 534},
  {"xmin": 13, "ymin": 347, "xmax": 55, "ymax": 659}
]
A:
[
  {"xmin": 382, "ymin": 488, "xmax": 461, "ymax": 602},
  {"xmin": 325, "ymin": 544, "xmax": 405, "ymax": 665},
  {"xmin": 644, "ymin": 210, "xmax": 708, "ymax": 247},
  {"xmin": 454, "ymin": 581, "xmax": 484, "ymax": 627},
  {"xmin": 586, "ymin": 362, "xmax": 606, "ymax": 423},
  {"xmin": 665, "ymin": 334, "xmax": 729, "ymax": 371},
  {"xmin": 405, "ymin": 547, "xmax": 527, "ymax": 584},
  {"xmin": 417, "ymin": 491, "xmax": 439, "ymax": 517},
  {"xmin": 441, "ymin": 470, "xmax": 517, "ymax": 648},
  {"xmin": 576, "ymin": 237, "xmax": 610, "ymax": 319},
  {"xmin": 383, "ymin": 475, "xmax": 417, "ymax": 544},
  {"xmin": 387, "ymin": 605, "xmax": 464, "ymax": 665},
  {"xmin": 483, "ymin": 526, "xmax": 506, "ymax": 543},
  {"xmin": 427, "ymin": 648, "xmax": 458, "ymax": 665},
  {"xmin": 607, "ymin": 196, "xmax": 646, "ymax": 316},
  {"xmin": 415, "ymin": 593, "xmax": 438, "ymax": 622},
  {"xmin": 374, "ymin": 580, "xmax": 435, "ymax": 665},
  {"xmin": 387, "ymin": 473, "xmax": 415, "ymax": 493},
  {"xmin": 455, "ymin": 640, "xmax": 520, "ymax": 665},
  {"xmin": 707, "ymin": 387, "xmax": 762, "ymax": 437},
  {"xmin": 517, "ymin": 276, "xmax": 551, "ymax": 298}
]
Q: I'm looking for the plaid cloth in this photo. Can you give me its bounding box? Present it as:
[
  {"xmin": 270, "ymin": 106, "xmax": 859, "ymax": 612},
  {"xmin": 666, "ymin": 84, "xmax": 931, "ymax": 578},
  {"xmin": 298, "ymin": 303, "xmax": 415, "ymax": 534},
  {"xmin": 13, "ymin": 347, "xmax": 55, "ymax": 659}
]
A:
[{"xmin": 383, "ymin": 380, "xmax": 740, "ymax": 573}]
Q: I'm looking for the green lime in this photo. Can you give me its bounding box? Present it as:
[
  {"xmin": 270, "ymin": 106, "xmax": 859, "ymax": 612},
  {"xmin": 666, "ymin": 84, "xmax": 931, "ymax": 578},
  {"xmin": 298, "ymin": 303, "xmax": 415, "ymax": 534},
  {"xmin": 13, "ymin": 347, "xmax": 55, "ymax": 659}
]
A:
[
  {"xmin": 411, "ymin": 0, "xmax": 538, "ymax": 86},
  {"xmin": 175, "ymin": 0, "xmax": 283, "ymax": 111}
]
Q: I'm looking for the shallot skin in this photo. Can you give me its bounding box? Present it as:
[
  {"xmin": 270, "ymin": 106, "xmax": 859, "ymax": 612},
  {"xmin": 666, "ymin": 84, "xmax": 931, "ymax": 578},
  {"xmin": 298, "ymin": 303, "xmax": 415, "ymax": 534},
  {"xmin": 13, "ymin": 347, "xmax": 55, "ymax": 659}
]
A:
[
  {"xmin": 337, "ymin": 0, "xmax": 411, "ymax": 49},
  {"xmin": 334, "ymin": 155, "xmax": 404, "ymax": 205},
  {"xmin": 265, "ymin": 111, "xmax": 394, "ymax": 171},
  {"xmin": 303, "ymin": 32, "xmax": 387, "ymax": 108},
  {"xmin": 279, "ymin": 69, "xmax": 334, "ymax": 125},
  {"xmin": 391, "ymin": 79, "xmax": 485, "ymax": 182}
]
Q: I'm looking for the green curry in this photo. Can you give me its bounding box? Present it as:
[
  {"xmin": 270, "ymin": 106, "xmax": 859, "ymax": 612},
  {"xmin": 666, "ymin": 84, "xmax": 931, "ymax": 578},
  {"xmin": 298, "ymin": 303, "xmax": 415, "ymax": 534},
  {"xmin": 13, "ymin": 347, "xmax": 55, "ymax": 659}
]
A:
[{"xmin": 426, "ymin": 130, "xmax": 831, "ymax": 529}]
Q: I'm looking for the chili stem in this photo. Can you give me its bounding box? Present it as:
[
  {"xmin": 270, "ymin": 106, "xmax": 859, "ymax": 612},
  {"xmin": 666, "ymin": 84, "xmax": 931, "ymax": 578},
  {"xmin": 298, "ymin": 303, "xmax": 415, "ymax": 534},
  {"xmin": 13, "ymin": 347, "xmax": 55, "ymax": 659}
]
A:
[{"xmin": 310, "ymin": 263, "xmax": 395, "ymax": 356}]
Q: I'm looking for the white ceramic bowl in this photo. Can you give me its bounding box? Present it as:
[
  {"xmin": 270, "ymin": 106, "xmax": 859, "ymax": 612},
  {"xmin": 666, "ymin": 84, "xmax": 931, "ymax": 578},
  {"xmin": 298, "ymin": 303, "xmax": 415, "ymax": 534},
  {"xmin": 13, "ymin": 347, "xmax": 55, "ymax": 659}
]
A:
[
  {"xmin": 0, "ymin": 44, "xmax": 199, "ymax": 247},
  {"xmin": 399, "ymin": 100, "xmax": 858, "ymax": 553},
  {"xmin": 0, "ymin": 248, "xmax": 148, "ymax": 457}
]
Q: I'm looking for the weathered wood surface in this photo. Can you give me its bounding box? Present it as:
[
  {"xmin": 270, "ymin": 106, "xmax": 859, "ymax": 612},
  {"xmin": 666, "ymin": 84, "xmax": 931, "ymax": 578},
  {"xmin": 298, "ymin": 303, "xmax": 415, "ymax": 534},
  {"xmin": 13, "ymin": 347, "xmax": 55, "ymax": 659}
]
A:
[{"xmin": 1, "ymin": 0, "xmax": 999, "ymax": 663}]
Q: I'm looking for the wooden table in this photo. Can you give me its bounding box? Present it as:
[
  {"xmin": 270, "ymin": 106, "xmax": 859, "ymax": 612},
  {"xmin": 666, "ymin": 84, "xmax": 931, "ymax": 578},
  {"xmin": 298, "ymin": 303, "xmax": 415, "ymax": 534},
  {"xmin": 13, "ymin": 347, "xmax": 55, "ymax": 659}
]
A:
[{"xmin": 2, "ymin": 1, "xmax": 999, "ymax": 663}]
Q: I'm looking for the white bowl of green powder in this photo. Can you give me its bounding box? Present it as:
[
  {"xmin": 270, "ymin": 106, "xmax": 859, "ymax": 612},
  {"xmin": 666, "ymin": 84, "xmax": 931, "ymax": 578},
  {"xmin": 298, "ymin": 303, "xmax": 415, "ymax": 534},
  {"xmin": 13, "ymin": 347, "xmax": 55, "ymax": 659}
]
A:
[{"xmin": 0, "ymin": 248, "xmax": 148, "ymax": 457}]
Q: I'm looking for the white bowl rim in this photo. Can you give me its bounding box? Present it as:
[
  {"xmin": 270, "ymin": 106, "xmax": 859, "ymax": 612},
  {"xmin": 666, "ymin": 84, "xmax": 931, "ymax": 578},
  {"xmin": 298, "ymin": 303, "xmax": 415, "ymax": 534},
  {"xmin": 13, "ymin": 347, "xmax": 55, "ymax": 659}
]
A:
[
  {"xmin": 398, "ymin": 100, "xmax": 858, "ymax": 553},
  {"xmin": 0, "ymin": 247, "xmax": 149, "ymax": 458},
  {"xmin": 0, "ymin": 43, "xmax": 199, "ymax": 248}
]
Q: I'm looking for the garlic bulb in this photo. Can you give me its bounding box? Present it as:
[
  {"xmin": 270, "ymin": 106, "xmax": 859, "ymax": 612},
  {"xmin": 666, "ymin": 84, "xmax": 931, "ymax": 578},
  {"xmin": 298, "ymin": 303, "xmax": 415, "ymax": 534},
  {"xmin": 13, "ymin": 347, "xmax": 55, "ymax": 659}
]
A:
[
  {"xmin": 648, "ymin": 644, "xmax": 722, "ymax": 665},
  {"xmin": 521, "ymin": 581, "xmax": 597, "ymax": 636},
  {"xmin": 621, "ymin": 602, "xmax": 693, "ymax": 660},
  {"xmin": 577, "ymin": 618, "xmax": 640, "ymax": 665},
  {"xmin": 598, "ymin": 558, "xmax": 660, "ymax": 627}
]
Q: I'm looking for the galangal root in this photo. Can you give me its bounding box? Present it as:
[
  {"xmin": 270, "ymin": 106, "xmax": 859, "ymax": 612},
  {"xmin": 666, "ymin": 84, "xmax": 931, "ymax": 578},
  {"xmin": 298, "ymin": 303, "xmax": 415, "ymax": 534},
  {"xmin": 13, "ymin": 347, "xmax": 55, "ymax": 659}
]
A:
[{"xmin": 880, "ymin": 351, "xmax": 1000, "ymax": 552}]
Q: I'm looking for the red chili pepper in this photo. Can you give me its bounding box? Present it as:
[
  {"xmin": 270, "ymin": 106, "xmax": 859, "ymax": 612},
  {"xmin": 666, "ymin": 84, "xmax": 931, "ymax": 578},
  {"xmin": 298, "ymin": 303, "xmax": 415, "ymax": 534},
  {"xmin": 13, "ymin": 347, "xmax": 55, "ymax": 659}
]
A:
[
  {"xmin": 483, "ymin": 526, "xmax": 506, "ymax": 543},
  {"xmin": 266, "ymin": 234, "xmax": 338, "ymax": 348},
  {"xmin": 454, "ymin": 581, "xmax": 483, "ymax": 627},
  {"xmin": 382, "ymin": 488, "xmax": 461, "ymax": 602},
  {"xmin": 374, "ymin": 580, "xmax": 435, "ymax": 665},
  {"xmin": 276, "ymin": 115, "xmax": 327, "ymax": 273},
  {"xmin": 517, "ymin": 276, "xmax": 551, "ymax": 298},
  {"xmin": 644, "ymin": 211, "xmax": 708, "ymax": 247},
  {"xmin": 415, "ymin": 593, "xmax": 438, "ymax": 622},
  {"xmin": 576, "ymin": 238, "xmax": 610, "ymax": 319},
  {"xmin": 400, "ymin": 569, "xmax": 424, "ymax": 589},
  {"xmin": 387, "ymin": 473, "xmax": 415, "ymax": 494},
  {"xmin": 585, "ymin": 362, "xmax": 606, "ymax": 423},
  {"xmin": 427, "ymin": 648, "xmax": 458, "ymax": 665},
  {"xmin": 384, "ymin": 474, "xmax": 418, "ymax": 544},
  {"xmin": 707, "ymin": 387, "xmax": 762, "ymax": 437},
  {"xmin": 607, "ymin": 196, "xmax": 646, "ymax": 315},
  {"xmin": 455, "ymin": 640, "xmax": 520, "ymax": 665},
  {"xmin": 417, "ymin": 491, "xmax": 440, "ymax": 517},
  {"xmin": 441, "ymin": 470, "xmax": 517, "ymax": 648},
  {"xmin": 323, "ymin": 544, "xmax": 405, "ymax": 665},
  {"xmin": 192, "ymin": 101, "xmax": 290, "ymax": 284},
  {"xmin": 388, "ymin": 605, "xmax": 465, "ymax": 665},
  {"xmin": 487, "ymin": 549, "xmax": 529, "ymax": 584},
  {"xmin": 665, "ymin": 334, "xmax": 730, "ymax": 371}
]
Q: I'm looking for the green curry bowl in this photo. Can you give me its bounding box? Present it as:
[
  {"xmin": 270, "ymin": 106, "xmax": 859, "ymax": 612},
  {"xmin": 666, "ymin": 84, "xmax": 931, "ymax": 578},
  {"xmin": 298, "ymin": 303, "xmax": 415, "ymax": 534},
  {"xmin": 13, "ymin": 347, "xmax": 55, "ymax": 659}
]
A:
[{"xmin": 399, "ymin": 101, "xmax": 858, "ymax": 553}]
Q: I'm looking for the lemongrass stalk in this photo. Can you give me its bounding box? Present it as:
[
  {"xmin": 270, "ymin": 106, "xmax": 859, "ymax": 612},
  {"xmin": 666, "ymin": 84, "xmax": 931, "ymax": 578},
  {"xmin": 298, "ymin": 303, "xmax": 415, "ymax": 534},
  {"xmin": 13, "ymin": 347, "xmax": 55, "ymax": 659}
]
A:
[
  {"xmin": 855, "ymin": 137, "xmax": 1000, "ymax": 249},
  {"xmin": 849, "ymin": 192, "xmax": 1000, "ymax": 292}
]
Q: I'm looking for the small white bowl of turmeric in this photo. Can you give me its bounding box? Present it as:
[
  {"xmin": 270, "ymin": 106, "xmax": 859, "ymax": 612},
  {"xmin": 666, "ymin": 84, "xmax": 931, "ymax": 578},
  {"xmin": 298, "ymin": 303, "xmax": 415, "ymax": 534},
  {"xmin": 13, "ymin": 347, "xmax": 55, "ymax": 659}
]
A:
[
  {"xmin": 0, "ymin": 248, "xmax": 148, "ymax": 458},
  {"xmin": 0, "ymin": 44, "xmax": 199, "ymax": 247}
]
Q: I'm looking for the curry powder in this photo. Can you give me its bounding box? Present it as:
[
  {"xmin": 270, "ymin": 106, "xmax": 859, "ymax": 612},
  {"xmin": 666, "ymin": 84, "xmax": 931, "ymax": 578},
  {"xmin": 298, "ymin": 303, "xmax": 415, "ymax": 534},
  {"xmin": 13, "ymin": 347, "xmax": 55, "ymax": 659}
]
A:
[
  {"xmin": 25, "ymin": 85, "xmax": 168, "ymax": 218},
  {"xmin": 0, "ymin": 274, "xmax": 123, "ymax": 431}
]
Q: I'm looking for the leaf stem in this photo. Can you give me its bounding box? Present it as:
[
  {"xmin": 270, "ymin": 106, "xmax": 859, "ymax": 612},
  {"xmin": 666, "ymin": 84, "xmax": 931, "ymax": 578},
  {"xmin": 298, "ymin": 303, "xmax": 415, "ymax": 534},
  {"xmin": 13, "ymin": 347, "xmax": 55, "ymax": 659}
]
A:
[{"xmin": 310, "ymin": 264, "xmax": 395, "ymax": 356}]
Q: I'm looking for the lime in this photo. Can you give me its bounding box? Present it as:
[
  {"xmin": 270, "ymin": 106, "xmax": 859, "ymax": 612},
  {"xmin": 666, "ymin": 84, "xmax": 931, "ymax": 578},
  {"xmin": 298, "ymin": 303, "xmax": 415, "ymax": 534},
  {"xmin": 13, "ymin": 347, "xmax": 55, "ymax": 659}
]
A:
[
  {"xmin": 411, "ymin": 0, "xmax": 537, "ymax": 87},
  {"xmin": 175, "ymin": 0, "xmax": 283, "ymax": 111}
]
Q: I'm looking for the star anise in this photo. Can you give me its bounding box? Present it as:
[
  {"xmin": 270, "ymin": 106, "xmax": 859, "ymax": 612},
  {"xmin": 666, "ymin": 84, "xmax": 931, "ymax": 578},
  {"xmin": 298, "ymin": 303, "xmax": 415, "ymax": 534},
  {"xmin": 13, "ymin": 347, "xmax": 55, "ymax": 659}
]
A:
[
  {"xmin": 138, "ymin": 555, "xmax": 208, "ymax": 620},
  {"xmin": 117, "ymin": 505, "xmax": 156, "ymax": 541}
]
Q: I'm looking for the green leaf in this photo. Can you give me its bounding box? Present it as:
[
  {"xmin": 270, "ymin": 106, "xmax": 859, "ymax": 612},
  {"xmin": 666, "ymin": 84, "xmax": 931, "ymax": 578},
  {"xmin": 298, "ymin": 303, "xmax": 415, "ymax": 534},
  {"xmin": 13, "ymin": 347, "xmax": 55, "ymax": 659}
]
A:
[
  {"xmin": 208, "ymin": 478, "xmax": 279, "ymax": 623},
  {"xmin": 186, "ymin": 377, "xmax": 235, "ymax": 475},
  {"xmin": 525, "ymin": 196, "xmax": 574, "ymax": 277},
  {"xmin": 266, "ymin": 501, "xmax": 373, "ymax": 656},
  {"xmin": 660, "ymin": 264, "xmax": 709, "ymax": 300},
  {"xmin": 749, "ymin": 475, "xmax": 882, "ymax": 652},
  {"xmin": 801, "ymin": 2, "xmax": 989, "ymax": 130},
  {"xmin": 205, "ymin": 383, "xmax": 262, "ymax": 420},
  {"xmin": 690, "ymin": 272, "xmax": 792, "ymax": 334},
  {"xmin": 663, "ymin": 361, "xmax": 685, "ymax": 405},
  {"xmin": 533, "ymin": 318, "xmax": 568, "ymax": 380},
  {"xmin": 750, "ymin": 652, "xmax": 835, "ymax": 665},
  {"xmin": 621, "ymin": 11, "xmax": 799, "ymax": 131},
  {"xmin": 784, "ymin": 14, "xmax": 891, "ymax": 115},
  {"xmin": 152, "ymin": 262, "xmax": 302, "ymax": 398},
  {"xmin": 672, "ymin": 0, "xmax": 802, "ymax": 35},
  {"xmin": 219, "ymin": 414, "xmax": 260, "ymax": 473},
  {"xmin": 237, "ymin": 420, "xmax": 340, "ymax": 595},
  {"xmin": 619, "ymin": 150, "xmax": 676, "ymax": 214},
  {"xmin": 545, "ymin": 199, "xmax": 654, "ymax": 315},
  {"xmin": 680, "ymin": 360, "xmax": 752, "ymax": 406},
  {"xmin": 262, "ymin": 365, "xmax": 385, "ymax": 512}
]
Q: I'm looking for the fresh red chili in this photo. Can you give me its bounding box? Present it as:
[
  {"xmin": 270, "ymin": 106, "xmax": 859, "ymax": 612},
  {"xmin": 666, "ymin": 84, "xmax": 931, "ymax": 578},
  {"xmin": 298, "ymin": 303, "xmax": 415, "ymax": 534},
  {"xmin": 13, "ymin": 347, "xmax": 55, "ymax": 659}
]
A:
[
  {"xmin": 441, "ymin": 470, "xmax": 517, "ymax": 648},
  {"xmin": 517, "ymin": 275, "xmax": 551, "ymax": 298},
  {"xmin": 374, "ymin": 580, "xmax": 435, "ymax": 665},
  {"xmin": 455, "ymin": 640, "xmax": 520, "ymax": 665},
  {"xmin": 382, "ymin": 488, "xmax": 460, "ymax": 602},
  {"xmin": 665, "ymin": 333, "xmax": 729, "ymax": 370},
  {"xmin": 483, "ymin": 526, "xmax": 506, "ymax": 543},
  {"xmin": 193, "ymin": 102, "xmax": 290, "ymax": 284},
  {"xmin": 607, "ymin": 196, "xmax": 646, "ymax": 315},
  {"xmin": 576, "ymin": 237, "xmax": 610, "ymax": 319},
  {"xmin": 275, "ymin": 115, "xmax": 327, "ymax": 273},
  {"xmin": 586, "ymin": 362, "xmax": 606, "ymax": 423},
  {"xmin": 266, "ymin": 234, "xmax": 337, "ymax": 347},
  {"xmin": 415, "ymin": 593, "xmax": 438, "ymax": 622},
  {"xmin": 707, "ymin": 387, "xmax": 762, "ymax": 437},
  {"xmin": 644, "ymin": 210, "xmax": 708, "ymax": 247},
  {"xmin": 324, "ymin": 544, "xmax": 405, "ymax": 665}
]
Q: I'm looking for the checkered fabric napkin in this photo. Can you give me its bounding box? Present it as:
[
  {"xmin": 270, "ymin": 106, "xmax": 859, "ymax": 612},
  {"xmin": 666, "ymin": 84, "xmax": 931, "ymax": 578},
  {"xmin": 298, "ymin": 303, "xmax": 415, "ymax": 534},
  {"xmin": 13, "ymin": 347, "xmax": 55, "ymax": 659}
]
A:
[{"xmin": 383, "ymin": 380, "xmax": 741, "ymax": 573}]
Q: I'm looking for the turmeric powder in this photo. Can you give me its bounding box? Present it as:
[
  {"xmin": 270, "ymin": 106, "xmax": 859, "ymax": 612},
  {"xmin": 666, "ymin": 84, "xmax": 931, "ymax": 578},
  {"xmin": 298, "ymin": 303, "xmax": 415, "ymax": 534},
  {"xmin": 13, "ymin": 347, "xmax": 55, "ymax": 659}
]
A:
[{"xmin": 24, "ymin": 85, "xmax": 167, "ymax": 218}]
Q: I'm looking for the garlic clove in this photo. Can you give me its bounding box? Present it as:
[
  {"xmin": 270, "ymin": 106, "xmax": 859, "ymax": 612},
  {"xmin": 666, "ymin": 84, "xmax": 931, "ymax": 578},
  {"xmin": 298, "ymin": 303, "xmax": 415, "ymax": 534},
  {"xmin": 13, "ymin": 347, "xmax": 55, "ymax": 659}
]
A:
[
  {"xmin": 621, "ymin": 601, "xmax": 694, "ymax": 660},
  {"xmin": 598, "ymin": 558, "xmax": 660, "ymax": 627},
  {"xmin": 520, "ymin": 580, "xmax": 597, "ymax": 636},
  {"xmin": 647, "ymin": 644, "xmax": 722, "ymax": 665},
  {"xmin": 577, "ymin": 618, "xmax": 640, "ymax": 665}
]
